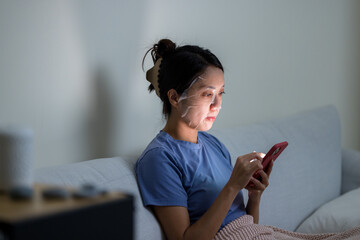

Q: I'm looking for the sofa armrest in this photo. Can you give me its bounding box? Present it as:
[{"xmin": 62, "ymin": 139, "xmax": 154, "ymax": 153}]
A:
[{"xmin": 341, "ymin": 148, "xmax": 360, "ymax": 194}]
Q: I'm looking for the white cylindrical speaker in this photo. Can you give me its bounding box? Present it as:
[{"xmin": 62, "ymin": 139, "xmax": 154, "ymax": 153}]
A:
[{"xmin": 0, "ymin": 127, "xmax": 33, "ymax": 192}]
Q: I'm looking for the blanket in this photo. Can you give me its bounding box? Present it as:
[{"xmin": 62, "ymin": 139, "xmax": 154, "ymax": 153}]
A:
[{"xmin": 214, "ymin": 215, "xmax": 360, "ymax": 240}]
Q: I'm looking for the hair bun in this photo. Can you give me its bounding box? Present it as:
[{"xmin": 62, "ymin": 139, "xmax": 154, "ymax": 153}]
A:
[{"xmin": 154, "ymin": 39, "xmax": 176, "ymax": 60}]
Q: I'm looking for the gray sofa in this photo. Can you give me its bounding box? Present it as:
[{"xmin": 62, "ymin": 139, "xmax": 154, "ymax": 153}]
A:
[{"xmin": 35, "ymin": 105, "xmax": 360, "ymax": 239}]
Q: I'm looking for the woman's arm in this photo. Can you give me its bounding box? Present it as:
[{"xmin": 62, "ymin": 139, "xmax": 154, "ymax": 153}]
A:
[
  {"xmin": 153, "ymin": 183, "xmax": 238, "ymax": 240},
  {"xmin": 245, "ymin": 160, "xmax": 273, "ymax": 223},
  {"xmin": 245, "ymin": 191, "xmax": 262, "ymax": 224},
  {"xmin": 152, "ymin": 152, "xmax": 264, "ymax": 240}
]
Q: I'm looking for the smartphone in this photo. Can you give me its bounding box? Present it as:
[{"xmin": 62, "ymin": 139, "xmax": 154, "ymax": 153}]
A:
[{"xmin": 253, "ymin": 141, "xmax": 288, "ymax": 181}]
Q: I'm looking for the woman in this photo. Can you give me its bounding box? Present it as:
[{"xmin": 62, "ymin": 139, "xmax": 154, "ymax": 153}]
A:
[{"xmin": 135, "ymin": 39, "xmax": 360, "ymax": 240}]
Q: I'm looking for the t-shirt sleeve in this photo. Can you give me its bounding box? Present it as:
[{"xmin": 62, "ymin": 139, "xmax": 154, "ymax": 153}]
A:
[{"xmin": 135, "ymin": 148, "xmax": 188, "ymax": 207}]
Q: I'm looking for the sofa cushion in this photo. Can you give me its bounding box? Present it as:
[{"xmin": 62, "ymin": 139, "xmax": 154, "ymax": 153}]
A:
[
  {"xmin": 35, "ymin": 157, "xmax": 163, "ymax": 240},
  {"xmin": 296, "ymin": 187, "xmax": 360, "ymax": 233},
  {"xmin": 210, "ymin": 105, "xmax": 342, "ymax": 231}
]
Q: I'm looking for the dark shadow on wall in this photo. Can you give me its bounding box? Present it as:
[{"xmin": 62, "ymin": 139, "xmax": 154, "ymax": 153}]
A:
[
  {"xmin": 349, "ymin": 0, "xmax": 360, "ymax": 150},
  {"xmin": 86, "ymin": 66, "xmax": 114, "ymax": 159},
  {"xmin": 72, "ymin": 0, "xmax": 149, "ymax": 160}
]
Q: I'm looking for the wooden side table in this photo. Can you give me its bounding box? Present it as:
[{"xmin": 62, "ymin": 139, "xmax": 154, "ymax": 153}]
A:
[{"xmin": 0, "ymin": 184, "xmax": 133, "ymax": 240}]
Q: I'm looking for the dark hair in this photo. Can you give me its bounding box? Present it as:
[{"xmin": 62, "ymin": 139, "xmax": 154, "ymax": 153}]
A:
[{"xmin": 143, "ymin": 39, "xmax": 224, "ymax": 118}]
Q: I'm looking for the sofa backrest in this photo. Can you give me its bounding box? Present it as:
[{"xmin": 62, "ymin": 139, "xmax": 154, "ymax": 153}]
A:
[{"xmin": 210, "ymin": 105, "xmax": 342, "ymax": 231}]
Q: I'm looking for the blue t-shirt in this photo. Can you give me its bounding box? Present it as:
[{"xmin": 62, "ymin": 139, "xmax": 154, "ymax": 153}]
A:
[{"xmin": 135, "ymin": 131, "xmax": 246, "ymax": 230}]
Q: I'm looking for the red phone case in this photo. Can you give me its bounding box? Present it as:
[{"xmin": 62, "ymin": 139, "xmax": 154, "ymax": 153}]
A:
[{"xmin": 253, "ymin": 141, "xmax": 288, "ymax": 180}]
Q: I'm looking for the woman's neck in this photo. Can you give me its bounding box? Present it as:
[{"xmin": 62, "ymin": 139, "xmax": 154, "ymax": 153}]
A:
[{"xmin": 163, "ymin": 114, "xmax": 198, "ymax": 144}]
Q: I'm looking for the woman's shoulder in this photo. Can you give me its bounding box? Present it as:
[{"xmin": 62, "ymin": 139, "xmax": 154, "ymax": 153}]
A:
[{"xmin": 136, "ymin": 131, "xmax": 177, "ymax": 165}]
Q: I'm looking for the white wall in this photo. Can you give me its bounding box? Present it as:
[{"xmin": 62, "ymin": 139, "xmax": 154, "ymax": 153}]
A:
[{"xmin": 0, "ymin": 0, "xmax": 359, "ymax": 168}]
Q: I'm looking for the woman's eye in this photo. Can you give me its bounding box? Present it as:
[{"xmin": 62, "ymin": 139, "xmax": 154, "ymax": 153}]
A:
[{"xmin": 219, "ymin": 91, "xmax": 225, "ymax": 95}]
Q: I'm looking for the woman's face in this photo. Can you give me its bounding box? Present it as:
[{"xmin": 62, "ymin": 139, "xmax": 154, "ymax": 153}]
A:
[{"xmin": 178, "ymin": 66, "xmax": 225, "ymax": 131}]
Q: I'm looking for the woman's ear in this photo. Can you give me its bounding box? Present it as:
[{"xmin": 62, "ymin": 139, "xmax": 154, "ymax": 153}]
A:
[{"xmin": 167, "ymin": 89, "xmax": 180, "ymax": 108}]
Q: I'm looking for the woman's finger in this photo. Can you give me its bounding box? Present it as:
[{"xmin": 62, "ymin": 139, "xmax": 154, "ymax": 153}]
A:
[
  {"xmin": 248, "ymin": 152, "xmax": 264, "ymax": 164},
  {"xmin": 258, "ymin": 170, "xmax": 269, "ymax": 187},
  {"xmin": 248, "ymin": 176, "xmax": 266, "ymax": 191}
]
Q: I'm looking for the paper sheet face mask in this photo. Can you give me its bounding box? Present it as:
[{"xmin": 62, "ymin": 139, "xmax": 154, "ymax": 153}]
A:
[{"xmin": 178, "ymin": 76, "xmax": 223, "ymax": 130}]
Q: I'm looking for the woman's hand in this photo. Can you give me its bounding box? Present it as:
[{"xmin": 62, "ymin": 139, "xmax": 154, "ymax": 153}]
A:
[
  {"xmin": 245, "ymin": 159, "xmax": 273, "ymax": 197},
  {"xmin": 227, "ymin": 152, "xmax": 264, "ymax": 192}
]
